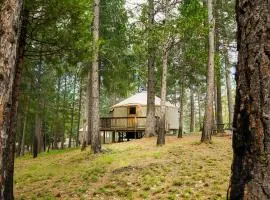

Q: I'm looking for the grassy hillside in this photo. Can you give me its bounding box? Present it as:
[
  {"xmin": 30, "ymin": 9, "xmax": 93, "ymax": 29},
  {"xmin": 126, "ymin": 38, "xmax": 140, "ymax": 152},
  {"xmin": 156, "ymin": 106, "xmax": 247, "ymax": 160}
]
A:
[{"xmin": 15, "ymin": 135, "xmax": 232, "ymax": 200}]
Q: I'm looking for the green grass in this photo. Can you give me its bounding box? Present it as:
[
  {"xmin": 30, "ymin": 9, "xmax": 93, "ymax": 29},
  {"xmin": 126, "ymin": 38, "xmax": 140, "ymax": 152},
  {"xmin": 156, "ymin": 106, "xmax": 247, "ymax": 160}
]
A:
[{"xmin": 15, "ymin": 135, "xmax": 232, "ymax": 199}]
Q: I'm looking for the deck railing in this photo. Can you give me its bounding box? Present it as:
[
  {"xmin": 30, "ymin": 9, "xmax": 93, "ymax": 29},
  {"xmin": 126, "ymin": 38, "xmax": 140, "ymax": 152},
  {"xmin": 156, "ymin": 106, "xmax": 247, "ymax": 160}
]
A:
[{"xmin": 100, "ymin": 116, "xmax": 159, "ymax": 131}]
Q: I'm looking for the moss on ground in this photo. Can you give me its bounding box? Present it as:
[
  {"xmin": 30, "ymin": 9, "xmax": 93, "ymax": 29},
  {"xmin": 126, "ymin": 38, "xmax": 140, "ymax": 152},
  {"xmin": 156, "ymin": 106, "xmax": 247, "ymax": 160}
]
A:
[{"xmin": 15, "ymin": 135, "xmax": 232, "ymax": 200}]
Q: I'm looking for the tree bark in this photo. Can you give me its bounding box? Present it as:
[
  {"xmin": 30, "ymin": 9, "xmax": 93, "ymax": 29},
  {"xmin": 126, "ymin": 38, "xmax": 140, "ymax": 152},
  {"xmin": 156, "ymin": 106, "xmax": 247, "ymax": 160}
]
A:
[
  {"xmin": 157, "ymin": 42, "xmax": 168, "ymax": 146},
  {"xmin": 197, "ymin": 89, "xmax": 202, "ymax": 131},
  {"xmin": 33, "ymin": 43, "xmax": 44, "ymax": 158},
  {"xmin": 178, "ymin": 83, "xmax": 184, "ymax": 138},
  {"xmin": 216, "ymin": 73, "xmax": 224, "ymax": 133},
  {"xmin": 0, "ymin": 0, "xmax": 23, "ymax": 198},
  {"xmin": 190, "ymin": 87, "xmax": 195, "ymax": 133},
  {"xmin": 76, "ymin": 76, "xmax": 82, "ymax": 147},
  {"xmin": 215, "ymin": 21, "xmax": 224, "ymax": 133},
  {"xmin": 87, "ymin": 69, "xmax": 92, "ymax": 145},
  {"xmin": 145, "ymin": 0, "xmax": 156, "ymax": 137},
  {"xmin": 225, "ymin": 46, "xmax": 233, "ymax": 129},
  {"xmin": 230, "ymin": 1, "xmax": 270, "ymax": 199},
  {"xmin": 54, "ymin": 76, "xmax": 61, "ymax": 149},
  {"xmin": 213, "ymin": 79, "xmax": 218, "ymax": 133},
  {"xmin": 201, "ymin": 0, "xmax": 215, "ymax": 143},
  {"xmin": 69, "ymin": 74, "xmax": 77, "ymax": 148},
  {"xmin": 6, "ymin": 8, "xmax": 28, "ymax": 198},
  {"xmin": 33, "ymin": 110, "xmax": 43, "ymax": 158},
  {"xmin": 61, "ymin": 76, "xmax": 67, "ymax": 149},
  {"xmin": 20, "ymin": 96, "xmax": 29, "ymax": 156},
  {"xmin": 157, "ymin": 0, "xmax": 169, "ymax": 146},
  {"xmin": 91, "ymin": 0, "xmax": 101, "ymax": 153}
]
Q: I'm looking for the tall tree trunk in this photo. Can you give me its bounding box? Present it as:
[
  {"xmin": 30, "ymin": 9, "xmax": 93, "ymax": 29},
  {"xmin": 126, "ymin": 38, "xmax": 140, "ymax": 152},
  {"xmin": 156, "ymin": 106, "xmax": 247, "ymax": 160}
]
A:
[
  {"xmin": 190, "ymin": 87, "xmax": 195, "ymax": 133},
  {"xmin": 76, "ymin": 77, "xmax": 82, "ymax": 147},
  {"xmin": 225, "ymin": 46, "xmax": 233, "ymax": 129},
  {"xmin": 178, "ymin": 83, "xmax": 184, "ymax": 138},
  {"xmin": 16, "ymin": 113, "xmax": 23, "ymax": 157},
  {"xmin": 42, "ymin": 101, "xmax": 46, "ymax": 152},
  {"xmin": 214, "ymin": 78, "xmax": 218, "ymax": 126},
  {"xmin": 145, "ymin": 0, "xmax": 156, "ymax": 137},
  {"xmin": 20, "ymin": 96, "xmax": 29, "ymax": 156},
  {"xmin": 87, "ymin": 69, "xmax": 92, "ymax": 145},
  {"xmin": 5, "ymin": 9, "xmax": 27, "ymax": 200},
  {"xmin": 157, "ymin": 43, "xmax": 168, "ymax": 146},
  {"xmin": 230, "ymin": 1, "xmax": 270, "ymax": 198},
  {"xmin": 201, "ymin": 0, "xmax": 215, "ymax": 143},
  {"xmin": 216, "ymin": 73, "xmax": 224, "ymax": 133},
  {"xmin": 157, "ymin": 0, "xmax": 168, "ymax": 146},
  {"xmin": 0, "ymin": 4, "xmax": 25, "ymax": 197},
  {"xmin": 61, "ymin": 76, "xmax": 67, "ymax": 149},
  {"xmin": 33, "ymin": 110, "xmax": 43, "ymax": 158},
  {"xmin": 215, "ymin": 22, "xmax": 224, "ymax": 133},
  {"xmin": 69, "ymin": 75, "xmax": 77, "ymax": 148},
  {"xmin": 91, "ymin": 0, "xmax": 101, "ymax": 153},
  {"xmin": 54, "ymin": 77, "xmax": 61, "ymax": 149},
  {"xmin": 33, "ymin": 43, "xmax": 44, "ymax": 157},
  {"xmin": 197, "ymin": 89, "xmax": 202, "ymax": 131},
  {"xmin": 216, "ymin": 76, "xmax": 224, "ymax": 133}
]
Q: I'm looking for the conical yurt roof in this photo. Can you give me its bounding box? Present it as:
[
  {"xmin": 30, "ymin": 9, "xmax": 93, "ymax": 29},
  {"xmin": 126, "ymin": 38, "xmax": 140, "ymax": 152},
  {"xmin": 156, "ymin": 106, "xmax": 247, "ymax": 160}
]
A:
[{"xmin": 112, "ymin": 91, "xmax": 176, "ymax": 108}]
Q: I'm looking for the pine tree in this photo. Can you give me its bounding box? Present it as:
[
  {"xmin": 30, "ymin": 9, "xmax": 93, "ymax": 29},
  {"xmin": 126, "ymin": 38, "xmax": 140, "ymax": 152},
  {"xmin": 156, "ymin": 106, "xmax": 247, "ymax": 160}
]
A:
[
  {"xmin": 90, "ymin": 0, "xmax": 101, "ymax": 153},
  {"xmin": 201, "ymin": 0, "xmax": 215, "ymax": 143},
  {"xmin": 0, "ymin": 0, "xmax": 24, "ymax": 198},
  {"xmin": 230, "ymin": 0, "xmax": 270, "ymax": 198}
]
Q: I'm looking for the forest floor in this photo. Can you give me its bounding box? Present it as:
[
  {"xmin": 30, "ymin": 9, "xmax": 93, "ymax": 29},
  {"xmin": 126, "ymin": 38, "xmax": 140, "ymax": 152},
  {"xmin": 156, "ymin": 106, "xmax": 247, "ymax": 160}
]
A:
[{"xmin": 15, "ymin": 134, "xmax": 232, "ymax": 200}]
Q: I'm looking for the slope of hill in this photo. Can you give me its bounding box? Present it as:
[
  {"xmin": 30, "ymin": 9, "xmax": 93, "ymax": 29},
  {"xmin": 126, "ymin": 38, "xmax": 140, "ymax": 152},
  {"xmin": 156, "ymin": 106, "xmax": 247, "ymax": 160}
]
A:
[{"xmin": 15, "ymin": 135, "xmax": 232, "ymax": 200}]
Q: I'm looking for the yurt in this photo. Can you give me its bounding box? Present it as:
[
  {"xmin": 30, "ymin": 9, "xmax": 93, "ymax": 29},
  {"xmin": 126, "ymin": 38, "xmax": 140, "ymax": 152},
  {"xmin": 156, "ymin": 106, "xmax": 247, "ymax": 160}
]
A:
[{"xmin": 110, "ymin": 91, "xmax": 179, "ymax": 133}]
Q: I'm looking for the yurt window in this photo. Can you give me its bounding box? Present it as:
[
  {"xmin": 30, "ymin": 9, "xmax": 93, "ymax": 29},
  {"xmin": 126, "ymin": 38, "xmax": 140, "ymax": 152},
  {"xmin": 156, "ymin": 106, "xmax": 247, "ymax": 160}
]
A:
[{"xmin": 129, "ymin": 106, "xmax": 136, "ymax": 115}]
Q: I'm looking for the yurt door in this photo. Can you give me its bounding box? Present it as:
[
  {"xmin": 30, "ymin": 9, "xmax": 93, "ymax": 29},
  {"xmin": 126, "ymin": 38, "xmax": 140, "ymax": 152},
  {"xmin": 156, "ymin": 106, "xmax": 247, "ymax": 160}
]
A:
[{"xmin": 128, "ymin": 106, "xmax": 137, "ymax": 128}]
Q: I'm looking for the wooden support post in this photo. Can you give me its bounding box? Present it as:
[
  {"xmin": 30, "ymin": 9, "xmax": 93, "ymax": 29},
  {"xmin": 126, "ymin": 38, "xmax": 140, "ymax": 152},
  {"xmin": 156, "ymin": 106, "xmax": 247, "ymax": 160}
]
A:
[
  {"xmin": 112, "ymin": 131, "xmax": 115, "ymax": 143},
  {"xmin": 127, "ymin": 132, "xmax": 130, "ymax": 141},
  {"xmin": 118, "ymin": 132, "xmax": 121, "ymax": 143},
  {"xmin": 103, "ymin": 131, "xmax": 106, "ymax": 144}
]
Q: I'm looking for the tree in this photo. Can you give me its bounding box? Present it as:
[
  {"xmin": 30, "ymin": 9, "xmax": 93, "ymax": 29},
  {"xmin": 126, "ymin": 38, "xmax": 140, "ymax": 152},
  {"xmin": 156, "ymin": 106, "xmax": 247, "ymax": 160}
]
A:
[
  {"xmin": 201, "ymin": 0, "xmax": 215, "ymax": 143},
  {"xmin": 69, "ymin": 74, "xmax": 77, "ymax": 148},
  {"xmin": 215, "ymin": 41, "xmax": 224, "ymax": 133},
  {"xmin": 86, "ymin": 69, "xmax": 92, "ymax": 146},
  {"xmin": 33, "ymin": 51, "xmax": 45, "ymax": 158},
  {"xmin": 157, "ymin": 42, "xmax": 168, "ymax": 145},
  {"xmin": 145, "ymin": 0, "xmax": 156, "ymax": 137},
  {"xmin": 215, "ymin": 0, "xmax": 236, "ymax": 131},
  {"xmin": 15, "ymin": 0, "xmax": 93, "ymax": 155},
  {"xmin": 214, "ymin": 0, "xmax": 226, "ymax": 134},
  {"xmin": 225, "ymin": 48, "xmax": 234, "ymax": 129},
  {"xmin": 90, "ymin": 0, "xmax": 101, "ymax": 153},
  {"xmin": 5, "ymin": 7, "xmax": 28, "ymax": 197},
  {"xmin": 157, "ymin": 0, "xmax": 169, "ymax": 146},
  {"xmin": 178, "ymin": 83, "xmax": 185, "ymax": 138},
  {"xmin": 76, "ymin": 76, "xmax": 83, "ymax": 147},
  {"xmin": 197, "ymin": 88, "xmax": 202, "ymax": 131},
  {"xmin": 190, "ymin": 87, "xmax": 195, "ymax": 133},
  {"xmin": 0, "ymin": 0, "xmax": 23, "ymax": 198},
  {"xmin": 20, "ymin": 96, "xmax": 29, "ymax": 156},
  {"xmin": 230, "ymin": 0, "xmax": 270, "ymax": 198}
]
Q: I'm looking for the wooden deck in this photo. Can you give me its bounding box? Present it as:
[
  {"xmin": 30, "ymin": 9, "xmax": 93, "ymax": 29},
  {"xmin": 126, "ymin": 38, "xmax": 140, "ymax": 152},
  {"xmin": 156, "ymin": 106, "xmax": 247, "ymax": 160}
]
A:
[{"xmin": 100, "ymin": 116, "xmax": 159, "ymax": 132}]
